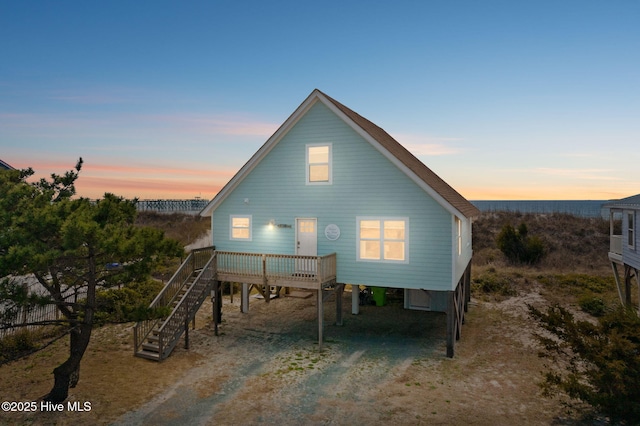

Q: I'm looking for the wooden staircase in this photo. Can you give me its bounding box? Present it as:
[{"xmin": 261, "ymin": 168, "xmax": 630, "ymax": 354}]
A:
[{"xmin": 133, "ymin": 246, "xmax": 216, "ymax": 361}]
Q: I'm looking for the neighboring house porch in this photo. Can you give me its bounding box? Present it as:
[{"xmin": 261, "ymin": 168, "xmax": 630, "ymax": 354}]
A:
[{"xmin": 604, "ymin": 195, "xmax": 640, "ymax": 311}]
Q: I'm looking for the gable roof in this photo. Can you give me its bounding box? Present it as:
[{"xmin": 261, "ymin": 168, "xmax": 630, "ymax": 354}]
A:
[
  {"xmin": 0, "ymin": 158, "xmax": 15, "ymax": 170},
  {"xmin": 201, "ymin": 89, "xmax": 480, "ymax": 219}
]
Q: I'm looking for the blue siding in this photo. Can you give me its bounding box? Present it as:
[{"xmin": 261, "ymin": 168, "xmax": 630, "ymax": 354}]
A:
[{"xmin": 213, "ymin": 101, "xmax": 458, "ymax": 291}]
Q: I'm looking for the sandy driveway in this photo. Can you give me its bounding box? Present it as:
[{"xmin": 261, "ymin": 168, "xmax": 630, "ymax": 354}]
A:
[{"xmin": 113, "ymin": 288, "xmax": 578, "ymax": 425}]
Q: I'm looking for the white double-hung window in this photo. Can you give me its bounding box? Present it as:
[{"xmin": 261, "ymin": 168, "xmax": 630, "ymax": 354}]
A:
[
  {"xmin": 306, "ymin": 144, "xmax": 332, "ymax": 184},
  {"xmin": 357, "ymin": 217, "xmax": 408, "ymax": 263},
  {"xmin": 230, "ymin": 215, "xmax": 252, "ymax": 241}
]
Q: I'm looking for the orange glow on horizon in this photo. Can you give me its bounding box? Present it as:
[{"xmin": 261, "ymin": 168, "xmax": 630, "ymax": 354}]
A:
[
  {"xmin": 10, "ymin": 157, "xmax": 632, "ymax": 202},
  {"xmin": 74, "ymin": 176, "xmax": 225, "ymax": 200},
  {"xmin": 13, "ymin": 157, "xmax": 236, "ymax": 200}
]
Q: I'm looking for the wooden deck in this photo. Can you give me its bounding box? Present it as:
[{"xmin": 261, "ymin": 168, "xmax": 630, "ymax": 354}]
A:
[
  {"xmin": 211, "ymin": 251, "xmax": 341, "ymax": 350},
  {"xmin": 214, "ymin": 251, "xmax": 337, "ymax": 290}
]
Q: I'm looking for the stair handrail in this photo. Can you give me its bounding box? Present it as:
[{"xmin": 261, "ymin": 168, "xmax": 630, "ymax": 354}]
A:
[
  {"xmin": 157, "ymin": 252, "xmax": 217, "ymax": 359},
  {"xmin": 133, "ymin": 246, "xmax": 215, "ymax": 355},
  {"xmin": 150, "ymin": 246, "xmax": 215, "ymax": 309}
]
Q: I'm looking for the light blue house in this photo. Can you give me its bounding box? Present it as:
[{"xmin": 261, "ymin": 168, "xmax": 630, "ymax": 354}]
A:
[
  {"xmin": 200, "ymin": 89, "xmax": 479, "ymax": 356},
  {"xmin": 605, "ymin": 194, "xmax": 640, "ymax": 311}
]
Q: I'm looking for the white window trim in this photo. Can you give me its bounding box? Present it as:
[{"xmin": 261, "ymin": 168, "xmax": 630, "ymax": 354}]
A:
[
  {"xmin": 230, "ymin": 214, "xmax": 252, "ymax": 241},
  {"xmin": 628, "ymin": 211, "xmax": 635, "ymax": 249},
  {"xmin": 356, "ymin": 216, "xmax": 409, "ymax": 264},
  {"xmin": 456, "ymin": 217, "xmax": 462, "ymax": 256},
  {"xmin": 306, "ymin": 143, "xmax": 332, "ymax": 185}
]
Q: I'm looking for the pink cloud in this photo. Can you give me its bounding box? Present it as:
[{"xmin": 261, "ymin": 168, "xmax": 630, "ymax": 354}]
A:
[{"xmin": 392, "ymin": 133, "xmax": 464, "ymax": 156}]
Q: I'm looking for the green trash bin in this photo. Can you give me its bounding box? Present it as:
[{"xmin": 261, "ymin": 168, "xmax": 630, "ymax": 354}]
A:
[{"xmin": 371, "ymin": 286, "xmax": 387, "ymax": 306}]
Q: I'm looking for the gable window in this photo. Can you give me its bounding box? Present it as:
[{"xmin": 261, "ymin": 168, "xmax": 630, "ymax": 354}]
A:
[
  {"xmin": 357, "ymin": 217, "xmax": 408, "ymax": 263},
  {"xmin": 230, "ymin": 215, "xmax": 252, "ymax": 241},
  {"xmin": 628, "ymin": 212, "xmax": 635, "ymax": 249},
  {"xmin": 306, "ymin": 144, "xmax": 332, "ymax": 184}
]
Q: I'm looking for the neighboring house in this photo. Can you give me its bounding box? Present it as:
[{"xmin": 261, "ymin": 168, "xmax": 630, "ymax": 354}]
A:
[
  {"xmin": 200, "ymin": 89, "xmax": 480, "ymax": 356},
  {"xmin": 604, "ymin": 194, "xmax": 640, "ymax": 311},
  {"xmin": 0, "ymin": 158, "xmax": 15, "ymax": 170}
]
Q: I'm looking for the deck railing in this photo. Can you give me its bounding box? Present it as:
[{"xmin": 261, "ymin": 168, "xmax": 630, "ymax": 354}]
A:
[{"xmin": 215, "ymin": 251, "xmax": 337, "ymax": 287}]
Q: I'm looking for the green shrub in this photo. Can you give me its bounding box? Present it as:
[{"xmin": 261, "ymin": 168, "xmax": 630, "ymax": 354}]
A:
[
  {"xmin": 496, "ymin": 222, "xmax": 545, "ymax": 264},
  {"xmin": 578, "ymin": 293, "xmax": 607, "ymax": 317},
  {"xmin": 95, "ymin": 279, "xmax": 166, "ymax": 324},
  {"xmin": 473, "ymin": 270, "xmax": 517, "ymax": 298},
  {"xmin": 530, "ymin": 305, "xmax": 640, "ymax": 423},
  {"xmin": 537, "ymin": 274, "xmax": 612, "ymax": 294},
  {"xmin": 0, "ymin": 329, "xmax": 38, "ymax": 364}
]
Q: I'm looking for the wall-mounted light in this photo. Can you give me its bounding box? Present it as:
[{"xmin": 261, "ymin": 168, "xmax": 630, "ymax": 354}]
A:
[{"xmin": 267, "ymin": 219, "xmax": 292, "ymax": 230}]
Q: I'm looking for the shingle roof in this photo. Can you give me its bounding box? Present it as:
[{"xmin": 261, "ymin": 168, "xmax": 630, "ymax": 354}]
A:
[{"xmin": 319, "ymin": 90, "xmax": 480, "ymax": 218}]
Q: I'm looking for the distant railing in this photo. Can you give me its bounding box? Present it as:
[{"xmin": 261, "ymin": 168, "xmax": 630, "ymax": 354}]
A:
[
  {"xmin": 135, "ymin": 199, "xmax": 209, "ymax": 215},
  {"xmin": 610, "ymin": 235, "xmax": 622, "ymax": 255}
]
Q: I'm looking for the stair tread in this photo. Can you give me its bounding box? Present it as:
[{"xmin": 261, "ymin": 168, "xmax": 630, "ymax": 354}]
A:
[
  {"xmin": 136, "ymin": 349, "xmax": 161, "ymax": 360},
  {"xmin": 142, "ymin": 342, "xmax": 160, "ymax": 350}
]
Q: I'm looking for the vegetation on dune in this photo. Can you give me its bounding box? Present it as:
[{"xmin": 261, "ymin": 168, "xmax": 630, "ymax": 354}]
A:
[
  {"xmin": 473, "ymin": 211, "xmax": 610, "ymax": 274},
  {"xmin": 135, "ymin": 211, "xmax": 210, "ymax": 247},
  {"xmin": 496, "ymin": 222, "xmax": 546, "ymax": 264},
  {"xmin": 530, "ymin": 304, "xmax": 640, "ymax": 424},
  {"xmin": 473, "ymin": 211, "xmax": 640, "ymax": 422}
]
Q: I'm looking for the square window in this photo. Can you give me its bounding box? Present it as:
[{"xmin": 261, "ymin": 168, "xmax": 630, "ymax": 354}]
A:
[
  {"xmin": 230, "ymin": 215, "xmax": 252, "ymax": 241},
  {"xmin": 357, "ymin": 217, "xmax": 408, "ymax": 263}
]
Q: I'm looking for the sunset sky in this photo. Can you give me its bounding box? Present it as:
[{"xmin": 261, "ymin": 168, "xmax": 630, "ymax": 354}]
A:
[{"xmin": 1, "ymin": 1, "xmax": 639, "ymax": 201}]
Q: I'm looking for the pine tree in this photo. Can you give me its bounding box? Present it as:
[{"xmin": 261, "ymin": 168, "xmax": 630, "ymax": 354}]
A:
[{"xmin": 0, "ymin": 159, "xmax": 183, "ymax": 402}]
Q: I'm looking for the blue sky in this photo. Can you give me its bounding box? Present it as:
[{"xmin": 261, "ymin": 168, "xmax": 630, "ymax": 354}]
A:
[{"xmin": 1, "ymin": 1, "xmax": 639, "ymax": 200}]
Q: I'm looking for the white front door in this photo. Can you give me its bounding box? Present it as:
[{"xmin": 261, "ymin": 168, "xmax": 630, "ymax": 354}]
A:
[{"xmin": 296, "ymin": 218, "xmax": 317, "ymax": 273}]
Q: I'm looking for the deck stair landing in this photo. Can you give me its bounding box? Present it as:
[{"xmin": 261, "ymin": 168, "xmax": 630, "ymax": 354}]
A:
[{"xmin": 134, "ymin": 246, "xmax": 216, "ymax": 361}]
